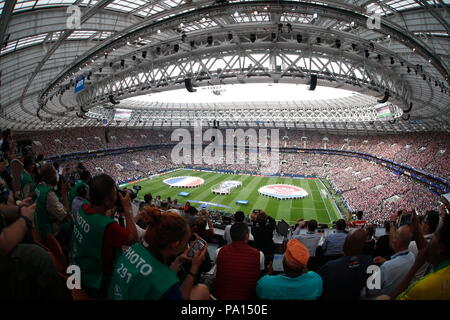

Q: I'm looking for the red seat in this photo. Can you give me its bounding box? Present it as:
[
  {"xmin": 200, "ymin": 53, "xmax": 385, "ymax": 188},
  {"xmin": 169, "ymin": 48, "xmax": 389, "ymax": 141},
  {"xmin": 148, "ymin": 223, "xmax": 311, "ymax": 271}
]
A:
[
  {"xmin": 72, "ymin": 288, "xmax": 95, "ymax": 300},
  {"xmin": 31, "ymin": 228, "xmax": 44, "ymax": 246},
  {"xmin": 45, "ymin": 234, "xmax": 68, "ymax": 274}
]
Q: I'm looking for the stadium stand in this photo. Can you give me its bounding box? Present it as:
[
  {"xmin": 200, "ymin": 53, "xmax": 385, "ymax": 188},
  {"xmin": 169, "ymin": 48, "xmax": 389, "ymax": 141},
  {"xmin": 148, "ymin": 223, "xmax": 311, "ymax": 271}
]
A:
[{"xmin": 1, "ymin": 0, "xmax": 449, "ymax": 304}]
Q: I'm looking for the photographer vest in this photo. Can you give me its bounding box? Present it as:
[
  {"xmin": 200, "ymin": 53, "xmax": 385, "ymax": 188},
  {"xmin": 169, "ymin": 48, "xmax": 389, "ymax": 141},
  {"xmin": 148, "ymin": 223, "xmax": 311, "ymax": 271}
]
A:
[
  {"xmin": 108, "ymin": 243, "xmax": 179, "ymax": 300},
  {"xmin": 70, "ymin": 204, "xmax": 115, "ymax": 290},
  {"xmin": 20, "ymin": 170, "xmax": 35, "ymax": 200},
  {"xmin": 34, "ymin": 183, "xmax": 54, "ymax": 238}
]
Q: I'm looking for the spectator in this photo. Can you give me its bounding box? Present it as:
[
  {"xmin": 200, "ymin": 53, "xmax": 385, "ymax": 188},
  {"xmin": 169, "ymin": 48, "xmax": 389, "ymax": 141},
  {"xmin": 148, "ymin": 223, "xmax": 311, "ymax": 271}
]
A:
[
  {"xmin": 295, "ymin": 219, "xmax": 321, "ymax": 257},
  {"xmin": 291, "ymin": 219, "xmax": 307, "ymax": 237},
  {"xmin": 70, "ymin": 173, "xmax": 138, "ymax": 298},
  {"xmin": 363, "ymin": 225, "xmax": 415, "ymax": 298},
  {"xmin": 215, "ymin": 222, "xmax": 264, "ymax": 300},
  {"xmin": 0, "ymin": 157, "xmax": 15, "ymax": 208},
  {"xmin": 251, "ymin": 211, "xmax": 276, "ymax": 266},
  {"xmin": 191, "ymin": 214, "xmax": 214, "ymax": 243},
  {"xmin": 20, "ymin": 155, "xmax": 36, "ymax": 201},
  {"xmin": 256, "ymin": 239, "xmax": 322, "ymax": 300},
  {"xmin": 71, "ymin": 184, "xmax": 89, "ymax": 217},
  {"xmin": 321, "ymin": 219, "xmax": 348, "ymax": 258},
  {"xmin": 396, "ymin": 214, "xmax": 450, "ymax": 300},
  {"xmin": 171, "ymin": 199, "xmax": 181, "ymax": 210},
  {"xmin": 74, "ymin": 162, "xmax": 86, "ymax": 180},
  {"xmin": 1, "ymin": 129, "xmax": 15, "ymax": 160},
  {"xmin": 182, "ymin": 202, "xmax": 197, "ymax": 228},
  {"xmin": 351, "ymin": 211, "xmax": 367, "ymax": 228},
  {"xmin": 144, "ymin": 193, "xmax": 153, "ymax": 206},
  {"xmin": 408, "ymin": 210, "xmax": 440, "ymax": 282},
  {"xmin": 223, "ymin": 211, "xmax": 254, "ymax": 245},
  {"xmin": 34, "ymin": 164, "xmax": 72, "ymax": 246},
  {"xmin": 108, "ymin": 211, "xmax": 209, "ymax": 300},
  {"xmin": 318, "ymin": 229, "xmax": 374, "ymax": 299},
  {"xmin": 135, "ymin": 206, "xmax": 160, "ymax": 230},
  {"xmin": 373, "ymin": 221, "xmax": 395, "ymax": 259},
  {"xmin": 68, "ymin": 169, "xmax": 91, "ymax": 211},
  {"xmin": 154, "ymin": 195, "xmax": 162, "ymax": 207},
  {"xmin": 362, "ymin": 226, "xmax": 376, "ymax": 256}
]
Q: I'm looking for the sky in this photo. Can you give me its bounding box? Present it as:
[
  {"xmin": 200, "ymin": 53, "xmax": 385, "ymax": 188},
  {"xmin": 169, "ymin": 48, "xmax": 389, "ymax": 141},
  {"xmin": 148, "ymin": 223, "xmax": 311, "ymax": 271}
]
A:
[{"xmin": 128, "ymin": 83, "xmax": 357, "ymax": 104}]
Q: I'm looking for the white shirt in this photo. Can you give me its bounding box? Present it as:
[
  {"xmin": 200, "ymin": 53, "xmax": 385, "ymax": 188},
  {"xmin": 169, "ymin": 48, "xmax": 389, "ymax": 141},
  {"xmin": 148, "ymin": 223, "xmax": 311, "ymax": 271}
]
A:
[
  {"xmin": 408, "ymin": 234, "xmax": 434, "ymax": 282},
  {"xmin": 223, "ymin": 224, "xmax": 254, "ymax": 245},
  {"xmin": 364, "ymin": 250, "xmax": 415, "ymax": 298}
]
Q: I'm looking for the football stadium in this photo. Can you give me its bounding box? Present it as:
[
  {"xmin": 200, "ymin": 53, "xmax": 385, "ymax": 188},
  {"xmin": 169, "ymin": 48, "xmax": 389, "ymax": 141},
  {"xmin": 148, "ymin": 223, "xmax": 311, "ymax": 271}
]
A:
[
  {"xmin": 122, "ymin": 168, "xmax": 342, "ymax": 225},
  {"xmin": 0, "ymin": 0, "xmax": 449, "ymax": 305}
]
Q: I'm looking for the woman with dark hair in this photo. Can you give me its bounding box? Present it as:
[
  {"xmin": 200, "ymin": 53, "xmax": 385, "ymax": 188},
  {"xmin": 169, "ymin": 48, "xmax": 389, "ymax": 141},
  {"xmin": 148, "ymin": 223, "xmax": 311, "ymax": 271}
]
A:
[{"xmin": 108, "ymin": 210, "xmax": 210, "ymax": 300}]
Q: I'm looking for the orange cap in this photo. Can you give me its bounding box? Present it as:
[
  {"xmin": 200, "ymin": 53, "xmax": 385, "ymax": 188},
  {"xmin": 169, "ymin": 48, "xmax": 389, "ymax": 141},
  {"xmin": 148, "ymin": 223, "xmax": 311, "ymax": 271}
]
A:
[{"xmin": 284, "ymin": 239, "xmax": 310, "ymax": 270}]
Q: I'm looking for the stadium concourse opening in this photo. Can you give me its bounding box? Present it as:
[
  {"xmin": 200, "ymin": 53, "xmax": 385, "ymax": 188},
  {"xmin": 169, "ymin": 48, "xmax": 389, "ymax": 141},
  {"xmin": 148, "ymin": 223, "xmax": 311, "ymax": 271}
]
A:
[{"xmin": 0, "ymin": 0, "xmax": 449, "ymax": 305}]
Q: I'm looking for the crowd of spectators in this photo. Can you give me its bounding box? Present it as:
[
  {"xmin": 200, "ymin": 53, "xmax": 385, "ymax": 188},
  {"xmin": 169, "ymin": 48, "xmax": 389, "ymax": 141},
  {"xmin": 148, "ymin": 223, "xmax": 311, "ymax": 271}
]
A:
[
  {"xmin": 1, "ymin": 128, "xmax": 450, "ymax": 300},
  {"xmin": 0, "ymin": 126, "xmax": 449, "ymax": 300},
  {"xmin": 41, "ymin": 146, "xmax": 443, "ymax": 224},
  {"xmin": 14, "ymin": 129, "xmax": 449, "ymax": 180}
]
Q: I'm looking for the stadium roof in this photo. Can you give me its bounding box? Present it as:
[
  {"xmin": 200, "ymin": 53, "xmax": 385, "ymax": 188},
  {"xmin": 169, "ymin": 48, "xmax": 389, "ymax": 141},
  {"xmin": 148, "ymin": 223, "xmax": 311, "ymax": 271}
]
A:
[{"xmin": 0, "ymin": 0, "xmax": 449, "ymax": 132}]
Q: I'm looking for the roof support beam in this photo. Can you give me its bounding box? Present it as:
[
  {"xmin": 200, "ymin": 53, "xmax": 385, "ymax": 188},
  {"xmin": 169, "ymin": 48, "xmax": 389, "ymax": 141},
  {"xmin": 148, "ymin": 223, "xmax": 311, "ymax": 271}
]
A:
[{"xmin": 0, "ymin": 0, "xmax": 17, "ymax": 47}]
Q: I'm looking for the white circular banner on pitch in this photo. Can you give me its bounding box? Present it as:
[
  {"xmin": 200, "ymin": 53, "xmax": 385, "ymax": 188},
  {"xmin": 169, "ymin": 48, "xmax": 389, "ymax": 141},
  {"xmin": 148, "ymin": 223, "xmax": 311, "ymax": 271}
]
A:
[{"xmin": 258, "ymin": 184, "xmax": 308, "ymax": 200}]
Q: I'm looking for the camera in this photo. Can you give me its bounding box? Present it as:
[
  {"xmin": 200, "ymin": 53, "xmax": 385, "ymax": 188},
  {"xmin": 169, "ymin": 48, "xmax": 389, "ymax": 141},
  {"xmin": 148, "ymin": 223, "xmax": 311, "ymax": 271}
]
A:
[{"xmin": 116, "ymin": 187, "xmax": 138, "ymax": 213}]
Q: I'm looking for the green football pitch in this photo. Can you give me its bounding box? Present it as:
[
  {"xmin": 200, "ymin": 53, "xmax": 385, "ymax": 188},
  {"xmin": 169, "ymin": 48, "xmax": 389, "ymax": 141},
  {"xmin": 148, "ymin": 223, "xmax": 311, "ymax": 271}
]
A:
[{"xmin": 123, "ymin": 168, "xmax": 342, "ymax": 225}]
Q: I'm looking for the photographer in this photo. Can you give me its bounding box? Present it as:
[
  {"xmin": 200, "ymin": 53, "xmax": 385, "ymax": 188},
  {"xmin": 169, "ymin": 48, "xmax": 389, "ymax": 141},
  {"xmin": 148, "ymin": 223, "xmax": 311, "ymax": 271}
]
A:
[
  {"xmin": 19, "ymin": 155, "xmax": 36, "ymax": 201},
  {"xmin": 251, "ymin": 210, "xmax": 276, "ymax": 266},
  {"xmin": 34, "ymin": 164, "xmax": 72, "ymax": 247},
  {"xmin": 70, "ymin": 173, "xmax": 138, "ymax": 298},
  {"xmin": 108, "ymin": 211, "xmax": 210, "ymax": 300}
]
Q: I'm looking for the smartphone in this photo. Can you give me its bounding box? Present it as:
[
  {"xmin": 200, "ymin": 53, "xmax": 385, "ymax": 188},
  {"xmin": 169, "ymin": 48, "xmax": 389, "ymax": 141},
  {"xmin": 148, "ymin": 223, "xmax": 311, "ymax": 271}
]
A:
[
  {"xmin": 398, "ymin": 213, "xmax": 413, "ymax": 227},
  {"xmin": 187, "ymin": 238, "xmax": 207, "ymax": 258}
]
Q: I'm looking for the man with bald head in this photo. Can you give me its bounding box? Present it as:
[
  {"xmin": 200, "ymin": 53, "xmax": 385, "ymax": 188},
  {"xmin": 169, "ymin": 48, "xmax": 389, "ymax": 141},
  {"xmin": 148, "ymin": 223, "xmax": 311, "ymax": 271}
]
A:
[
  {"xmin": 318, "ymin": 229, "xmax": 375, "ymax": 299},
  {"xmin": 34, "ymin": 163, "xmax": 71, "ymax": 245},
  {"xmin": 362, "ymin": 224, "xmax": 415, "ymax": 298}
]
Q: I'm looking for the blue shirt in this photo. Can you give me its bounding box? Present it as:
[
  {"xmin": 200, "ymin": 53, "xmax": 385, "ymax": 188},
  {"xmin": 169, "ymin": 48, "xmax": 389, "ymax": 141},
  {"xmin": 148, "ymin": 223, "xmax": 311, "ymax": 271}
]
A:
[
  {"xmin": 364, "ymin": 250, "xmax": 415, "ymax": 298},
  {"xmin": 322, "ymin": 230, "xmax": 347, "ymax": 256},
  {"xmin": 256, "ymin": 271, "xmax": 322, "ymax": 300},
  {"xmin": 295, "ymin": 232, "xmax": 322, "ymax": 257},
  {"xmin": 319, "ymin": 255, "xmax": 374, "ymax": 300}
]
